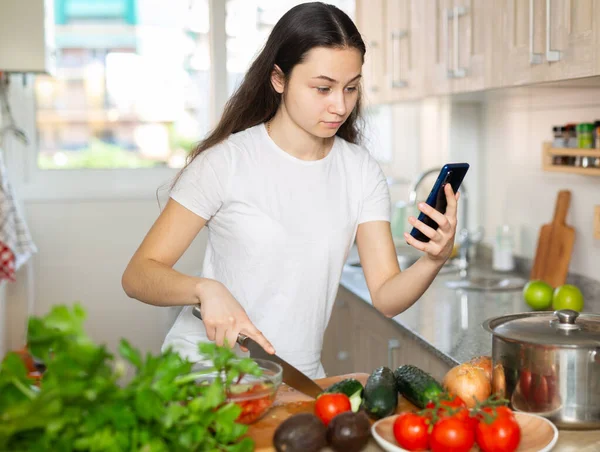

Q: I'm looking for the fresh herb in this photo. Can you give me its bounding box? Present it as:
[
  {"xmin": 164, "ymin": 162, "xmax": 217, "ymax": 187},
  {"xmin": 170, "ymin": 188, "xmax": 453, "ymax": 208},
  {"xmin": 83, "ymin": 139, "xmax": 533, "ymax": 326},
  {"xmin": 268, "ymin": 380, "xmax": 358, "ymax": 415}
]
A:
[{"xmin": 0, "ymin": 303, "xmax": 262, "ymax": 452}]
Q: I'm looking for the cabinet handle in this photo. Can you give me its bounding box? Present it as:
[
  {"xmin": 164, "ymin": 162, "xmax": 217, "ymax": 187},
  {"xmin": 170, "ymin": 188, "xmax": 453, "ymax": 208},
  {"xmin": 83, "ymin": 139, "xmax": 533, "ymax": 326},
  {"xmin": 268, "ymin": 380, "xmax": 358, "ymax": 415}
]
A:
[
  {"xmin": 452, "ymin": 6, "xmax": 467, "ymax": 78},
  {"xmin": 387, "ymin": 339, "xmax": 400, "ymax": 369},
  {"xmin": 337, "ymin": 351, "xmax": 350, "ymax": 361},
  {"xmin": 545, "ymin": 0, "xmax": 561, "ymax": 62},
  {"xmin": 444, "ymin": 6, "xmax": 467, "ymax": 79},
  {"xmin": 444, "ymin": 8, "xmax": 453, "ymax": 78},
  {"xmin": 390, "ymin": 30, "xmax": 408, "ymax": 89},
  {"xmin": 529, "ymin": 0, "xmax": 543, "ymax": 64},
  {"xmin": 369, "ymin": 40, "xmax": 380, "ymax": 92}
]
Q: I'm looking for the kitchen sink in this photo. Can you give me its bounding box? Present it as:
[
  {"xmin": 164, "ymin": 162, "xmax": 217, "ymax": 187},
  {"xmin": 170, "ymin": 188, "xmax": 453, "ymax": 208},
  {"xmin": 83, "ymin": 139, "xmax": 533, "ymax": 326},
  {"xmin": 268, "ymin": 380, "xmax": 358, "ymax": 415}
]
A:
[{"xmin": 444, "ymin": 276, "xmax": 527, "ymax": 292}]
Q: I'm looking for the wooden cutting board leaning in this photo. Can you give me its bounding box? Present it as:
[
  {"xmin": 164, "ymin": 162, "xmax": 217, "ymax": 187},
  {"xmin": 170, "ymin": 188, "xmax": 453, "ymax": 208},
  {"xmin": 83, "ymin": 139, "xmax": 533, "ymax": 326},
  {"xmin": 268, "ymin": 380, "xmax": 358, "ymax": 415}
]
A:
[{"xmin": 530, "ymin": 190, "xmax": 576, "ymax": 288}]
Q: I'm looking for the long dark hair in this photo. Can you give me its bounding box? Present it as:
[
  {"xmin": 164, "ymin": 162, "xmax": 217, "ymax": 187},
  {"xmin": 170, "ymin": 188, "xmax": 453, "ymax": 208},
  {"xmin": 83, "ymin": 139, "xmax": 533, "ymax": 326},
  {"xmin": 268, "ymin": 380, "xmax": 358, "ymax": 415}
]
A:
[{"xmin": 171, "ymin": 2, "xmax": 366, "ymax": 188}]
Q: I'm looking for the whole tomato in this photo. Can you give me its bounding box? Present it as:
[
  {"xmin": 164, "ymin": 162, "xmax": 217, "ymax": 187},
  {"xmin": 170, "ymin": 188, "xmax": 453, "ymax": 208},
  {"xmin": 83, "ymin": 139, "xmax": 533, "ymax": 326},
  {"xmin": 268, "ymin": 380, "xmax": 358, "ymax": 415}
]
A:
[
  {"xmin": 314, "ymin": 393, "xmax": 351, "ymax": 426},
  {"xmin": 476, "ymin": 408, "xmax": 521, "ymax": 452},
  {"xmin": 392, "ymin": 412, "xmax": 429, "ymax": 451},
  {"xmin": 430, "ymin": 417, "xmax": 475, "ymax": 452},
  {"xmin": 519, "ymin": 370, "xmax": 532, "ymax": 400}
]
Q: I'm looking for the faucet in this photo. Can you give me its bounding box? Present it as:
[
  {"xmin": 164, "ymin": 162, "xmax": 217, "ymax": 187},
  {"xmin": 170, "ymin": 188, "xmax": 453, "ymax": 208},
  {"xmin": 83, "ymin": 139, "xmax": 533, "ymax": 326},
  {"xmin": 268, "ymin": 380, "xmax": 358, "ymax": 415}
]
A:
[{"xmin": 407, "ymin": 167, "xmax": 483, "ymax": 275}]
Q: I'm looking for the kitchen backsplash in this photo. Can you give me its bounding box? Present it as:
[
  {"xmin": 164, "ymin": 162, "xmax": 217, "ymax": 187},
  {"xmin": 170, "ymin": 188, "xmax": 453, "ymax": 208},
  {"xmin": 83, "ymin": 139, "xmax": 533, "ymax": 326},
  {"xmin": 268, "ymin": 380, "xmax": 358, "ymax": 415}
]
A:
[{"xmin": 481, "ymin": 85, "xmax": 600, "ymax": 282}]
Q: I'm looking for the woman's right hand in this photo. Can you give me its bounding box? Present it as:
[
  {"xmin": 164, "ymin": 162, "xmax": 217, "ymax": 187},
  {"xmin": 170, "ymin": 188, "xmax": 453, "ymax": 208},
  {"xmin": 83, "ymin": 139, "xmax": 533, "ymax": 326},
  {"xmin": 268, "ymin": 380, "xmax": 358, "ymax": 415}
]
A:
[{"xmin": 196, "ymin": 279, "xmax": 275, "ymax": 354}]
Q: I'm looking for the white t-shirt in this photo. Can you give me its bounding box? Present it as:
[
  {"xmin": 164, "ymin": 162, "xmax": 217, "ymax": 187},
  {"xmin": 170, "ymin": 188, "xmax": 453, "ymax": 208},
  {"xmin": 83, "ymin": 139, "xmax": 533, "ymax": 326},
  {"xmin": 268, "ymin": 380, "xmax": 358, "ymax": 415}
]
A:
[{"xmin": 162, "ymin": 123, "xmax": 391, "ymax": 378}]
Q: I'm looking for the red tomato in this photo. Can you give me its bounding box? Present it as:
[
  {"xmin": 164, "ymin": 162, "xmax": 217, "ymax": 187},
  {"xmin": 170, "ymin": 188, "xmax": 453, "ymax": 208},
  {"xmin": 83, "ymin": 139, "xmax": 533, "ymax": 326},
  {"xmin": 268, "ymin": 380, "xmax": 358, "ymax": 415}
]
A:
[
  {"xmin": 392, "ymin": 413, "xmax": 429, "ymax": 451},
  {"xmin": 519, "ymin": 370, "xmax": 532, "ymax": 400},
  {"xmin": 314, "ymin": 393, "xmax": 351, "ymax": 426},
  {"xmin": 476, "ymin": 410, "xmax": 521, "ymax": 452},
  {"xmin": 532, "ymin": 374, "xmax": 549, "ymax": 409},
  {"xmin": 430, "ymin": 417, "xmax": 475, "ymax": 452}
]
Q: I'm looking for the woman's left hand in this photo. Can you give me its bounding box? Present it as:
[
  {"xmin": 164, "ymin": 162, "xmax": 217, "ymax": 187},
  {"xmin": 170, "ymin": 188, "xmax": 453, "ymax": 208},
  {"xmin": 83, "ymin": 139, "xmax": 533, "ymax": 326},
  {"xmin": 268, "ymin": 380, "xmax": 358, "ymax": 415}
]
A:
[{"xmin": 403, "ymin": 183, "xmax": 460, "ymax": 263}]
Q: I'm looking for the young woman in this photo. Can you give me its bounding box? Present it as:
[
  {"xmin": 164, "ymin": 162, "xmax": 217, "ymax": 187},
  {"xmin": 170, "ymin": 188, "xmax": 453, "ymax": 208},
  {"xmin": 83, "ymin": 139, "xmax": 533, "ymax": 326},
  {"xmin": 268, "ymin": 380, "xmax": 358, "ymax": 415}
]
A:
[{"xmin": 122, "ymin": 2, "xmax": 459, "ymax": 379}]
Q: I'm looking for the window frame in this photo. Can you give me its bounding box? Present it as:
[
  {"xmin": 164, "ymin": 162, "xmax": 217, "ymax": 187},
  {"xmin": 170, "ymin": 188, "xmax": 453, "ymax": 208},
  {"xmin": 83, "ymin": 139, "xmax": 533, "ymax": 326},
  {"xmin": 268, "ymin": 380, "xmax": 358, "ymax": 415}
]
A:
[{"xmin": 3, "ymin": 0, "xmax": 227, "ymax": 202}]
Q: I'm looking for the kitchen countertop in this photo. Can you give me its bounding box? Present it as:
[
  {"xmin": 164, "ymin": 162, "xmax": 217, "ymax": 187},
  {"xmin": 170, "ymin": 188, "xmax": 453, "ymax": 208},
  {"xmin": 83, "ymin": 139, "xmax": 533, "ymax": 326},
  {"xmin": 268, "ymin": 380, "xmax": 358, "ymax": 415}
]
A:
[
  {"xmin": 340, "ymin": 247, "xmax": 600, "ymax": 450},
  {"xmin": 340, "ymin": 246, "xmax": 600, "ymax": 367}
]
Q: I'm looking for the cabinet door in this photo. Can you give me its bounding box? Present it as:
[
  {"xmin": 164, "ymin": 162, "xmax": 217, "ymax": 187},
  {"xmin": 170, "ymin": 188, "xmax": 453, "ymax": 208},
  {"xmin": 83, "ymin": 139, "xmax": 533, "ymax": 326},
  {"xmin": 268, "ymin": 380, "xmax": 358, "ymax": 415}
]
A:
[
  {"xmin": 423, "ymin": 0, "xmax": 455, "ymax": 95},
  {"xmin": 356, "ymin": 0, "xmax": 387, "ymax": 105},
  {"xmin": 322, "ymin": 295, "xmax": 355, "ymax": 376},
  {"xmin": 451, "ymin": 0, "xmax": 490, "ymax": 93},
  {"xmin": 385, "ymin": 0, "xmax": 426, "ymax": 101},
  {"xmin": 544, "ymin": 0, "xmax": 598, "ymax": 80},
  {"xmin": 502, "ymin": 0, "xmax": 551, "ymax": 85}
]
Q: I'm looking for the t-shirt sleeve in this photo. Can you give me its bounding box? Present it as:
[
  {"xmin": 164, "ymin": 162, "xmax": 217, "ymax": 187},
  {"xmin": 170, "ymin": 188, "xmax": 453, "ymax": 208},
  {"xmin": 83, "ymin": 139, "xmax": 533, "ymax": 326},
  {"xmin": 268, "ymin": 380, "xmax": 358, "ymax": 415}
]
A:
[
  {"xmin": 358, "ymin": 153, "xmax": 391, "ymax": 224},
  {"xmin": 169, "ymin": 149, "xmax": 228, "ymax": 221}
]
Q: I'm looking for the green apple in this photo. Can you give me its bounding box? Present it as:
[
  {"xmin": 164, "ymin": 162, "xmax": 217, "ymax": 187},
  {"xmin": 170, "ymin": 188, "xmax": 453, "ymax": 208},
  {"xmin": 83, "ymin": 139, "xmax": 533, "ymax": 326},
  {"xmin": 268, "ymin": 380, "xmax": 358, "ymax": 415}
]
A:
[
  {"xmin": 523, "ymin": 280, "xmax": 554, "ymax": 310},
  {"xmin": 553, "ymin": 284, "xmax": 584, "ymax": 312}
]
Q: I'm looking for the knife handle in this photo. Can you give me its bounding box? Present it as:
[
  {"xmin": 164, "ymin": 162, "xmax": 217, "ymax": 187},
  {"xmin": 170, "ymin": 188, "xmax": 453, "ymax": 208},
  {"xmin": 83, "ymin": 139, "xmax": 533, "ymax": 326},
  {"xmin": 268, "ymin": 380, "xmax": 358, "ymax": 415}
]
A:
[{"xmin": 191, "ymin": 306, "xmax": 249, "ymax": 347}]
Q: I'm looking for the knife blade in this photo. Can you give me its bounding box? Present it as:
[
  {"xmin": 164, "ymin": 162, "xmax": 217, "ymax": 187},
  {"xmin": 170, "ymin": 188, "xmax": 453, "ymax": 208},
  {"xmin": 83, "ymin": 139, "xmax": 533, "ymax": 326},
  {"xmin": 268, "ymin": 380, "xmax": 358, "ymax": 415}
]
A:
[{"xmin": 192, "ymin": 306, "xmax": 322, "ymax": 398}]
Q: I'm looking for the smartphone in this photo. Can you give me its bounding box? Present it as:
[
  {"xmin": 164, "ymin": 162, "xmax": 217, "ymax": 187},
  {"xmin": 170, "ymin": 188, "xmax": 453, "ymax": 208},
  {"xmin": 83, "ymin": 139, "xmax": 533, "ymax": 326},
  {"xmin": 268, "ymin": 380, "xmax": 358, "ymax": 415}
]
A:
[{"xmin": 409, "ymin": 163, "xmax": 470, "ymax": 242}]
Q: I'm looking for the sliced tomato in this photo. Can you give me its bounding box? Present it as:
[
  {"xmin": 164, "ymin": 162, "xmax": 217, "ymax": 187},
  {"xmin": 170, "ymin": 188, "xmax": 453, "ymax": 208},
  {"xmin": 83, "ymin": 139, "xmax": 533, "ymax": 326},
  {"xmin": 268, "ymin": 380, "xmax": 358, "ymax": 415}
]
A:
[
  {"xmin": 314, "ymin": 393, "xmax": 351, "ymax": 426},
  {"xmin": 392, "ymin": 412, "xmax": 429, "ymax": 451}
]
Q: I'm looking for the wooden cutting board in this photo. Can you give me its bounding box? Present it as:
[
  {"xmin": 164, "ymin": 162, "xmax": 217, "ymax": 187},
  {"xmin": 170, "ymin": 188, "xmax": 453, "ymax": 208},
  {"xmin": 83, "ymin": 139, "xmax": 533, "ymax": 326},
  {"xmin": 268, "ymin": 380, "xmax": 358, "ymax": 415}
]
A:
[
  {"xmin": 530, "ymin": 190, "xmax": 575, "ymax": 288},
  {"xmin": 245, "ymin": 373, "xmax": 418, "ymax": 452}
]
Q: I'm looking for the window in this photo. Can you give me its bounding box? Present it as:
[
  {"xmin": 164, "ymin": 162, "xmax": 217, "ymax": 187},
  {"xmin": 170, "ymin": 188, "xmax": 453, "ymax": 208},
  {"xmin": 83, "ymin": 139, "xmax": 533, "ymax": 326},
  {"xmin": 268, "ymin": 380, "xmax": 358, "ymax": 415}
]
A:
[
  {"xmin": 225, "ymin": 0, "xmax": 355, "ymax": 96},
  {"xmin": 35, "ymin": 0, "xmax": 210, "ymax": 170},
  {"xmin": 32, "ymin": 0, "xmax": 355, "ymax": 173}
]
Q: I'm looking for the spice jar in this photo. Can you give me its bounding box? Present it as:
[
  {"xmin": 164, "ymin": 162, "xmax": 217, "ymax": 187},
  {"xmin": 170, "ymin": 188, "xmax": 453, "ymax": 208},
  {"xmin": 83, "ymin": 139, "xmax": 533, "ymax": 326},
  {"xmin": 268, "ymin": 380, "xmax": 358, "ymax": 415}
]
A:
[
  {"xmin": 577, "ymin": 123, "xmax": 594, "ymax": 149},
  {"xmin": 594, "ymin": 120, "xmax": 600, "ymax": 150},
  {"xmin": 564, "ymin": 124, "xmax": 577, "ymax": 149},
  {"xmin": 552, "ymin": 126, "xmax": 565, "ymax": 147}
]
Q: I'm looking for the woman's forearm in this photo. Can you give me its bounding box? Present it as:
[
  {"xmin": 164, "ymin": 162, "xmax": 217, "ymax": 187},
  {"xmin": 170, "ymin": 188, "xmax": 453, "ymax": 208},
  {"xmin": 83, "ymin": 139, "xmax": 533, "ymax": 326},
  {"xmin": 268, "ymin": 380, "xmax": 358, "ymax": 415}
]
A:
[
  {"xmin": 372, "ymin": 255, "xmax": 445, "ymax": 318},
  {"xmin": 122, "ymin": 258, "xmax": 210, "ymax": 307}
]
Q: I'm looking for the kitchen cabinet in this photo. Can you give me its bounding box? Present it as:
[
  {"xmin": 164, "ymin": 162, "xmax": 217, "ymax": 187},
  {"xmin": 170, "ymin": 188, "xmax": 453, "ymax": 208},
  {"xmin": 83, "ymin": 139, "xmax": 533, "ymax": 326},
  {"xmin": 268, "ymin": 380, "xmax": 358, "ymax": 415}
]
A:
[
  {"xmin": 500, "ymin": 0, "xmax": 599, "ymax": 86},
  {"xmin": 356, "ymin": 0, "xmax": 600, "ymax": 103},
  {"xmin": 0, "ymin": 0, "xmax": 56, "ymax": 74},
  {"xmin": 322, "ymin": 286, "xmax": 452, "ymax": 381},
  {"xmin": 356, "ymin": 0, "xmax": 387, "ymax": 105},
  {"xmin": 424, "ymin": 0, "xmax": 491, "ymax": 95},
  {"xmin": 356, "ymin": 0, "xmax": 428, "ymax": 103}
]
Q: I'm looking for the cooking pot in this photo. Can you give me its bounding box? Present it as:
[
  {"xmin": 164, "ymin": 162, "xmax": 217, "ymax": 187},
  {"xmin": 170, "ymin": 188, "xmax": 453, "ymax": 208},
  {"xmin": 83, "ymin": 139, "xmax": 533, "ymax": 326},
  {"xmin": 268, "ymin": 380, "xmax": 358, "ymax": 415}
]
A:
[{"xmin": 483, "ymin": 309, "xmax": 600, "ymax": 430}]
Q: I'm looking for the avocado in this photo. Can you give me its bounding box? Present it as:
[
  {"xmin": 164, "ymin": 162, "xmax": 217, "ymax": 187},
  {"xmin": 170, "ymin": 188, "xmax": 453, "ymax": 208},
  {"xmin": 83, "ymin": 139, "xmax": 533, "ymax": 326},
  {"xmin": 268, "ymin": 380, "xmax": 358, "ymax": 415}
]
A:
[
  {"xmin": 326, "ymin": 411, "xmax": 371, "ymax": 452},
  {"xmin": 273, "ymin": 413, "xmax": 327, "ymax": 452}
]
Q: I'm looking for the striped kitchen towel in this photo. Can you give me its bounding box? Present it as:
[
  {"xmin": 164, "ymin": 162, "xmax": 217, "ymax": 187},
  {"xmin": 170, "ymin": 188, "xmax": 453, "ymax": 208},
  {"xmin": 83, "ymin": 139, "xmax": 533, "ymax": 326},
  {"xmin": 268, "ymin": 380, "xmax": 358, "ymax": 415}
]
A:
[{"xmin": 0, "ymin": 150, "xmax": 36, "ymax": 281}]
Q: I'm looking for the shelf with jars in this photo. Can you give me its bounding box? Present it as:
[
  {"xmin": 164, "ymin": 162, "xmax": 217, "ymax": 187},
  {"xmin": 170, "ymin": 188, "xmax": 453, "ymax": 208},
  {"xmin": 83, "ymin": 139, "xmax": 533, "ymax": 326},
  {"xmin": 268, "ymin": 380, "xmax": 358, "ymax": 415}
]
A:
[{"xmin": 542, "ymin": 142, "xmax": 600, "ymax": 176}]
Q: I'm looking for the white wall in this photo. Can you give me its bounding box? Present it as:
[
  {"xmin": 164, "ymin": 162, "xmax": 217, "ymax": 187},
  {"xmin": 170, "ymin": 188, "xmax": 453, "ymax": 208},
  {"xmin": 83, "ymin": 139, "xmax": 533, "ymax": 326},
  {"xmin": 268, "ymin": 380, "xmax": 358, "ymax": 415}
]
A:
[
  {"xmin": 481, "ymin": 86, "xmax": 600, "ymax": 280},
  {"xmin": 5, "ymin": 199, "xmax": 207, "ymax": 356}
]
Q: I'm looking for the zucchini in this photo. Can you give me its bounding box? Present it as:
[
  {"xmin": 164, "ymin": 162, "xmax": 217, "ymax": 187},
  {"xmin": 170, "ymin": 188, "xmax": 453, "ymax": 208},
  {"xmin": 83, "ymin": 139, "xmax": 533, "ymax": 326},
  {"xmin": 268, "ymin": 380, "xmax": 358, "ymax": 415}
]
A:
[
  {"xmin": 393, "ymin": 364, "xmax": 444, "ymax": 409},
  {"xmin": 362, "ymin": 366, "xmax": 397, "ymax": 420},
  {"xmin": 323, "ymin": 378, "xmax": 364, "ymax": 413}
]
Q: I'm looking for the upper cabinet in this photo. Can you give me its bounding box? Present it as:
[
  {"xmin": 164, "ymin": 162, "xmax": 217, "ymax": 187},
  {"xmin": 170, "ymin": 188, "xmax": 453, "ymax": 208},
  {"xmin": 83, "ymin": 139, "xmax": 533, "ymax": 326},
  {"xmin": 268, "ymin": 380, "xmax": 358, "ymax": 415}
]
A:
[
  {"xmin": 500, "ymin": 0, "xmax": 598, "ymax": 86},
  {"xmin": 357, "ymin": 0, "xmax": 600, "ymax": 104}
]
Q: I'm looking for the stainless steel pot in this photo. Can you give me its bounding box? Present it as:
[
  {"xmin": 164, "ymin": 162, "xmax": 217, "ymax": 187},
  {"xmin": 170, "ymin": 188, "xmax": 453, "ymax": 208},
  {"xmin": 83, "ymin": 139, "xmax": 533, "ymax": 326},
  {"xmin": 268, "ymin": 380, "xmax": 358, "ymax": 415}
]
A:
[{"xmin": 483, "ymin": 309, "xmax": 600, "ymax": 430}]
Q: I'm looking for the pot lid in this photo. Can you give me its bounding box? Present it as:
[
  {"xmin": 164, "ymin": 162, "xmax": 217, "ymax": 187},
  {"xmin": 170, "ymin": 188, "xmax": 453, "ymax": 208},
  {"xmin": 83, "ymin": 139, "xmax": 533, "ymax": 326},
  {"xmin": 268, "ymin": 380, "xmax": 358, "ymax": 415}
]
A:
[{"xmin": 484, "ymin": 310, "xmax": 600, "ymax": 347}]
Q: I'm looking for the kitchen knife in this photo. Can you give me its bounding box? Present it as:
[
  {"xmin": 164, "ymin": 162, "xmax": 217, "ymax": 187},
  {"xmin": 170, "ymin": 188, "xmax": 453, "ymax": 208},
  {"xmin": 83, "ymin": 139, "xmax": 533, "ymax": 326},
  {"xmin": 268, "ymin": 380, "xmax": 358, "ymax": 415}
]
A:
[{"xmin": 192, "ymin": 306, "xmax": 322, "ymax": 398}]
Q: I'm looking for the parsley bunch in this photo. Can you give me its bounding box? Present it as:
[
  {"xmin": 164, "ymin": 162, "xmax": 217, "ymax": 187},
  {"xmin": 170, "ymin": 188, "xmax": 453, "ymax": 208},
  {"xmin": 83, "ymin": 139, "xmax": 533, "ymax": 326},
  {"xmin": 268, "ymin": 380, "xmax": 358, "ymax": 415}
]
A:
[{"xmin": 0, "ymin": 304, "xmax": 262, "ymax": 452}]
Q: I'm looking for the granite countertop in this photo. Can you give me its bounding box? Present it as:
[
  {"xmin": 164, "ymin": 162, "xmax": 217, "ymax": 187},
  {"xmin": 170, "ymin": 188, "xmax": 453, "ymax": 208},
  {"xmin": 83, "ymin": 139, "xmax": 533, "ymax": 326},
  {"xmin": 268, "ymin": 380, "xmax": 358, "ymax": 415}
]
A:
[{"xmin": 340, "ymin": 246, "xmax": 600, "ymax": 367}]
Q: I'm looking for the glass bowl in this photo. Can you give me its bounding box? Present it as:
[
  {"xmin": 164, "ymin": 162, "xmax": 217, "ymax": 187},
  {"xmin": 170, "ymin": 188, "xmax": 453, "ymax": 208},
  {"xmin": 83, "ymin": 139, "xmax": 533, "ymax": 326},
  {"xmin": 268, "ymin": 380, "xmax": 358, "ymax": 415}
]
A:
[{"xmin": 225, "ymin": 359, "xmax": 282, "ymax": 424}]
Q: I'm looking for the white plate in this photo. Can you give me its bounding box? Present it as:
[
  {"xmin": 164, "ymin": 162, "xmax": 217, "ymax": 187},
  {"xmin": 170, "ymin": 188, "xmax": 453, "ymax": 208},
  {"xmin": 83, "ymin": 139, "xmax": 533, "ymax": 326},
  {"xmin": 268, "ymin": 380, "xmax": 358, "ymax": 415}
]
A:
[{"xmin": 371, "ymin": 412, "xmax": 559, "ymax": 452}]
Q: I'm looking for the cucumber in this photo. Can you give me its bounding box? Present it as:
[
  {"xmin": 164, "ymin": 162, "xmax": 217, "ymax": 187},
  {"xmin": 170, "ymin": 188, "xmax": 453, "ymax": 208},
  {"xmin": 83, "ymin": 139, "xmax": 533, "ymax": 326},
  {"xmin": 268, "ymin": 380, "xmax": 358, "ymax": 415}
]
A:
[
  {"xmin": 393, "ymin": 364, "xmax": 444, "ymax": 409},
  {"xmin": 362, "ymin": 366, "xmax": 397, "ymax": 420},
  {"xmin": 323, "ymin": 378, "xmax": 364, "ymax": 413}
]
